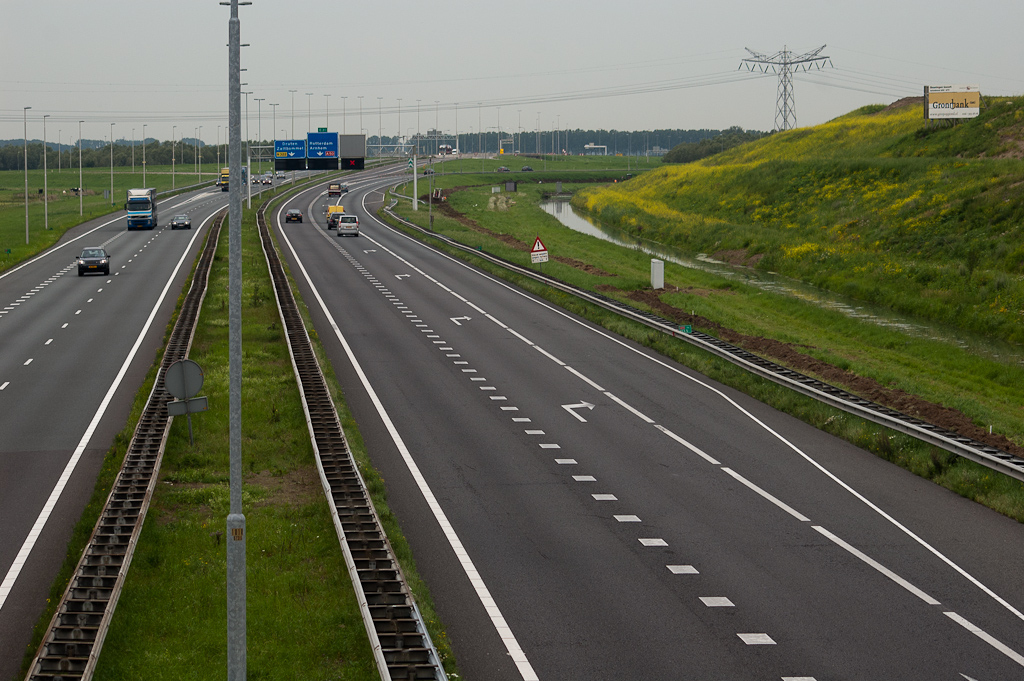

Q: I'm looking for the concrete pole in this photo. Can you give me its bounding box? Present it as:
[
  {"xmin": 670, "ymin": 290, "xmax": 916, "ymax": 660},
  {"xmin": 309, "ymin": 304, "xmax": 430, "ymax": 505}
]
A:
[
  {"xmin": 24, "ymin": 106, "xmax": 31, "ymax": 244},
  {"xmin": 43, "ymin": 115, "xmax": 49, "ymax": 233},
  {"xmin": 227, "ymin": 2, "xmax": 246, "ymax": 680},
  {"xmin": 78, "ymin": 120, "xmax": 83, "ymax": 216}
]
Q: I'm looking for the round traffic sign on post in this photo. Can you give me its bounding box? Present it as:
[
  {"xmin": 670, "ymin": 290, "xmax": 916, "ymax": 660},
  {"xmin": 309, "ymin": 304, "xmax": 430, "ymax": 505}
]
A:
[{"xmin": 165, "ymin": 359, "xmax": 204, "ymax": 400}]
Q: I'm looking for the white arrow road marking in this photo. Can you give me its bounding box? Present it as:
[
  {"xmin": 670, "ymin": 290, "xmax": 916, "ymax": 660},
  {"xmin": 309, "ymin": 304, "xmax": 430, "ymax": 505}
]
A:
[
  {"xmin": 562, "ymin": 401, "xmax": 595, "ymax": 422},
  {"xmin": 395, "ymin": 274, "xmax": 411, "ymax": 280},
  {"xmin": 450, "ymin": 316, "xmax": 471, "ymax": 326},
  {"xmin": 363, "ymin": 250, "xmax": 377, "ymax": 253}
]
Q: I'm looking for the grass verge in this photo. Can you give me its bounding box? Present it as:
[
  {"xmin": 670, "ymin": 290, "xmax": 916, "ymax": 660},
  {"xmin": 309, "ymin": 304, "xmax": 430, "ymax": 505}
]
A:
[{"xmin": 382, "ymin": 180, "xmax": 1024, "ymax": 524}]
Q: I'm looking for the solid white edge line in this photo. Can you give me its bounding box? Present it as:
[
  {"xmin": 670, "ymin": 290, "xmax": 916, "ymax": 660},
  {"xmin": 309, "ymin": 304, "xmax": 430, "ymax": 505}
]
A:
[
  {"xmin": 279, "ymin": 196, "xmax": 540, "ymax": 681},
  {"xmin": 654, "ymin": 425, "xmax": 721, "ymax": 465},
  {"xmin": 370, "ymin": 206, "xmax": 1024, "ymax": 625},
  {"xmin": 721, "ymin": 468, "xmax": 810, "ymax": 522},
  {"xmin": 0, "ymin": 209, "xmax": 213, "ymax": 612},
  {"xmin": 0, "ymin": 191, "xmax": 203, "ymax": 283},
  {"xmin": 564, "ymin": 365, "xmax": 604, "ymax": 391},
  {"xmin": 812, "ymin": 525, "xmax": 940, "ymax": 605},
  {"xmin": 944, "ymin": 611, "xmax": 1024, "ymax": 668}
]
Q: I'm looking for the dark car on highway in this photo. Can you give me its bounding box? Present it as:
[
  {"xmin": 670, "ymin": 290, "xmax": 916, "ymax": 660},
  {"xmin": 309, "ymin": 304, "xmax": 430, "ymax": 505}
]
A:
[
  {"xmin": 496, "ymin": 166, "xmax": 509, "ymax": 172},
  {"xmin": 521, "ymin": 165, "xmax": 534, "ymax": 172},
  {"xmin": 285, "ymin": 209, "xmax": 303, "ymax": 223},
  {"xmin": 170, "ymin": 214, "xmax": 191, "ymax": 230},
  {"xmin": 77, "ymin": 247, "xmax": 110, "ymax": 276}
]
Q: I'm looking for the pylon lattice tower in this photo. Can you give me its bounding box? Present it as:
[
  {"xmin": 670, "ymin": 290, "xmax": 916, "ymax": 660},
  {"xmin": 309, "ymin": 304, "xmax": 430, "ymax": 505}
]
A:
[{"xmin": 740, "ymin": 45, "xmax": 832, "ymax": 131}]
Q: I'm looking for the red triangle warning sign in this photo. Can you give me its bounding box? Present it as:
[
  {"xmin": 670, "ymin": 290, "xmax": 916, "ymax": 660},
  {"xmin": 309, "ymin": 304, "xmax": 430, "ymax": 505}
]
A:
[{"xmin": 531, "ymin": 237, "xmax": 547, "ymax": 253}]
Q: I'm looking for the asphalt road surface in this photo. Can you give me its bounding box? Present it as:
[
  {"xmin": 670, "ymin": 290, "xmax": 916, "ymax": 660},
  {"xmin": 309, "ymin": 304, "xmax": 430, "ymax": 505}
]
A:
[
  {"xmin": 0, "ymin": 177, "xmax": 294, "ymax": 679},
  {"xmin": 273, "ymin": 169, "xmax": 1024, "ymax": 680}
]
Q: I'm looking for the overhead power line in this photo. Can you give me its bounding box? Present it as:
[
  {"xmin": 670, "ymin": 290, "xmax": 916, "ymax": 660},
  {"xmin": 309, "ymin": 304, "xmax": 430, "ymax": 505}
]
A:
[{"xmin": 741, "ymin": 45, "xmax": 833, "ymax": 131}]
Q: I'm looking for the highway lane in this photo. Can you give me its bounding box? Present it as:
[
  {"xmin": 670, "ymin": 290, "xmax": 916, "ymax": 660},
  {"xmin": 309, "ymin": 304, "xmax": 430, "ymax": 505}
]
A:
[
  {"xmin": 0, "ymin": 180, "xmax": 280, "ymax": 678},
  {"xmin": 274, "ymin": 171, "xmax": 1024, "ymax": 680}
]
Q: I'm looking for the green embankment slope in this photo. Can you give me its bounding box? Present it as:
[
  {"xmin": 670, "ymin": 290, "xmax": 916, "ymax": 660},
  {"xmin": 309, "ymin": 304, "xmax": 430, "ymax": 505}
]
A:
[{"xmin": 575, "ymin": 97, "xmax": 1024, "ymax": 344}]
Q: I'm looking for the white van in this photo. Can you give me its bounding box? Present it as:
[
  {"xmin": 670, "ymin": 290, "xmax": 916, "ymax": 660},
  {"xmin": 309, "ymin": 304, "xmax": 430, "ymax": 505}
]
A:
[{"xmin": 336, "ymin": 214, "xmax": 359, "ymax": 237}]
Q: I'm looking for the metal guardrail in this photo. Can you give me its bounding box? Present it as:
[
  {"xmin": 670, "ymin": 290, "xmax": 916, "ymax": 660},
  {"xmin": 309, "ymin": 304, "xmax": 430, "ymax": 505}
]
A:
[
  {"xmin": 24, "ymin": 210, "xmax": 225, "ymax": 681},
  {"xmin": 383, "ymin": 205, "xmax": 1024, "ymax": 484},
  {"xmin": 257, "ymin": 195, "xmax": 446, "ymax": 681}
]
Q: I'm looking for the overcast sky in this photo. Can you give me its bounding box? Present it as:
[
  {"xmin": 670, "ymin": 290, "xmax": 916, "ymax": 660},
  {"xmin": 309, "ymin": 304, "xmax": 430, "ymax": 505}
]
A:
[{"xmin": 3, "ymin": 0, "xmax": 1022, "ymax": 145}]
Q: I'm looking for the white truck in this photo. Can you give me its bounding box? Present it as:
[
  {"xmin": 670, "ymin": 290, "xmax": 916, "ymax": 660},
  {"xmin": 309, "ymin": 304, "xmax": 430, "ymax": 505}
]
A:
[{"xmin": 126, "ymin": 188, "xmax": 158, "ymax": 230}]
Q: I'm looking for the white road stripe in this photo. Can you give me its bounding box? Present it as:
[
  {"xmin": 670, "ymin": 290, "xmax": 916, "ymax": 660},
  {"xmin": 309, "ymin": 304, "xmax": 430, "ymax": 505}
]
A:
[
  {"xmin": 944, "ymin": 611, "xmax": 1024, "ymax": 668},
  {"xmin": 812, "ymin": 526, "xmax": 940, "ymax": 605},
  {"xmin": 604, "ymin": 391, "xmax": 654, "ymax": 423},
  {"xmin": 722, "ymin": 468, "xmax": 810, "ymax": 522},
  {"xmin": 654, "ymin": 425, "xmax": 721, "ymax": 464}
]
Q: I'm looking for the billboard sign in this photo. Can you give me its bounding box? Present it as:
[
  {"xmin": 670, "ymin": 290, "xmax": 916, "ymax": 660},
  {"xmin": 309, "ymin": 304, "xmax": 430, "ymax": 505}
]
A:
[
  {"xmin": 275, "ymin": 139, "xmax": 306, "ymax": 158},
  {"xmin": 924, "ymin": 85, "xmax": 981, "ymax": 120},
  {"xmin": 307, "ymin": 132, "xmax": 339, "ymax": 158}
]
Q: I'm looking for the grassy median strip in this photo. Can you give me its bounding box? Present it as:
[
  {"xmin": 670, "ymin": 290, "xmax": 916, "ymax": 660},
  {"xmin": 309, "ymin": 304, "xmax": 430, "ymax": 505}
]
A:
[{"xmin": 384, "ymin": 172, "xmax": 1024, "ymax": 523}]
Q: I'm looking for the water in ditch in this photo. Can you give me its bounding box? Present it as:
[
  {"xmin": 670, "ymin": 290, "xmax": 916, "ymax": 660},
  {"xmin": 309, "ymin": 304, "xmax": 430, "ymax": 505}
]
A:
[{"xmin": 540, "ymin": 197, "xmax": 1024, "ymax": 366}]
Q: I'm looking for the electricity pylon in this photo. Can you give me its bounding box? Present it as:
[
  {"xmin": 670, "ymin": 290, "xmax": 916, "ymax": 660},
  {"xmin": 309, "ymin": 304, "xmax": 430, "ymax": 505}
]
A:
[{"xmin": 740, "ymin": 45, "xmax": 832, "ymax": 131}]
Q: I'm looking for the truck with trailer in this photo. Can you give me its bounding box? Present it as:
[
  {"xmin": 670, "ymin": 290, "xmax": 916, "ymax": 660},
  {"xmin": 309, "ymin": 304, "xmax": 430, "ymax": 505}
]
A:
[{"xmin": 125, "ymin": 188, "xmax": 158, "ymax": 230}]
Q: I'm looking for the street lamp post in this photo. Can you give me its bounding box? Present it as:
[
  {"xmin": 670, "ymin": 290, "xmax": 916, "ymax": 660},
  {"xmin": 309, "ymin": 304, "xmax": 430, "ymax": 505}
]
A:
[
  {"xmin": 416, "ymin": 99, "xmax": 421, "ymax": 155},
  {"xmin": 172, "ymin": 125, "xmax": 176, "ymax": 189},
  {"xmin": 132, "ymin": 127, "xmax": 135, "ymax": 173},
  {"xmin": 43, "ymin": 114, "xmax": 49, "ymax": 233},
  {"xmin": 306, "ymin": 92, "xmax": 313, "ymax": 134},
  {"xmin": 455, "ymin": 103, "xmax": 459, "ymax": 156},
  {"xmin": 289, "ymin": 89, "xmax": 297, "ymax": 138},
  {"xmin": 142, "ymin": 123, "xmax": 147, "ymax": 187},
  {"xmin": 109, "ymin": 123, "xmax": 115, "ymax": 207},
  {"xmin": 324, "ymin": 93, "xmax": 331, "ymax": 130},
  {"xmin": 358, "ymin": 96, "xmax": 363, "ymax": 146},
  {"xmin": 269, "ymin": 103, "xmax": 278, "ymax": 174},
  {"xmin": 377, "ymin": 97, "xmax": 383, "ymax": 156},
  {"xmin": 24, "ymin": 106, "xmax": 31, "ymax": 244},
  {"xmin": 198, "ymin": 125, "xmax": 203, "ymax": 182},
  {"xmin": 78, "ymin": 120, "xmax": 83, "ymax": 216},
  {"xmin": 58, "ymin": 129, "xmax": 61, "ymax": 173},
  {"xmin": 434, "ymin": 100, "xmax": 439, "ymax": 155},
  {"xmin": 397, "ymin": 98, "xmax": 402, "ymax": 154},
  {"xmin": 217, "ymin": 125, "xmax": 221, "ymax": 172},
  {"xmin": 341, "ymin": 96, "xmax": 347, "ymax": 134},
  {"xmin": 254, "ymin": 98, "xmax": 264, "ymax": 173}
]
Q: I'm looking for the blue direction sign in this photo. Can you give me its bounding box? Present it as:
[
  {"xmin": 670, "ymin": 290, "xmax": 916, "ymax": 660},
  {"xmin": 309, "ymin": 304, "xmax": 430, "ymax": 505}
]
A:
[
  {"xmin": 275, "ymin": 139, "xmax": 306, "ymax": 159},
  {"xmin": 307, "ymin": 132, "xmax": 339, "ymax": 158}
]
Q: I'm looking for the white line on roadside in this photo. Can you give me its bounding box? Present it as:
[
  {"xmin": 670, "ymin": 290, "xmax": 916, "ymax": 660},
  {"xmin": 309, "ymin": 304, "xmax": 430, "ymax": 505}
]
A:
[
  {"xmin": 944, "ymin": 611, "xmax": 1024, "ymax": 668},
  {"xmin": 0, "ymin": 211, "xmax": 213, "ymax": 614}
]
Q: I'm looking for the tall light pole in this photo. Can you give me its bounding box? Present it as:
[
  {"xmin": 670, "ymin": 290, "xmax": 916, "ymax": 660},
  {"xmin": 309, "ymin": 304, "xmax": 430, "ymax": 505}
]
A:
[
  {"xmin": 225, "ymin": 3, "xmax": 247, "ymax": 680},
  {"xmin": 478, "ymin": 103, "xmax": 482, "ymax": 157},
  {"xmin": 131, "ymin": 127, "xmax": 135, "ymax": 173},
  {"xmin": 434, "ymin": 100, "xmax": 439, "ymax": 156},
  {"xmin": 198, "ymin": 125, "xmax": 203, "ymax": 182},
  {"xmin": 358, "ymin": 96, "xmax": 363, "ymax": 146},
  {"xmin": 142, "ymin": 123, "xmax": 147, "ymax": 187},
  {"xmin": 306, "ymin": 92, "xmax": 313, "ymax": 134},
  {"xmin": 397, "ymin": 98, "xmax": 402, "ymax": 153},
  {"xmin": 254, "ymin": 97, "xmax": 264, "ymax": 173},
  {"xmin": 324, "ymin": 93, "xmax": 331, "ymax": 130},
  {"xmin": 416, "ymin": 99, "xmax": 421, "ymax": 155},
  {"xmin": 289, "ymin": 89, "xmax": 297, "ymax": 138},
  {"xmin": 24, "ymin": 106, "xmax": 31, "ymax": 243},
  {"xmin": 455, "ymin": 103, "xmax": 459, "ymax": 155},
  {"xmin": 43, "ymin": 114, "xmax": 49, "ymax": 234},
  {"xmin": 58, "ymin": 129, "xmax": 61, "ymax": 173},
  {"xmin": 109, "ymin": 123, "xmax": 115, "ymax": 207},
  {"xmin": 172, "ymin": 125, "xmax": 176, "ymax": 189},
  {"xmin": 377, "ymin": 96, "xmax": 383, "ymax": 156},
  {"xmin": 78, "ymin": 120, "xmax": 83, "ymax": 216},
  {"xmin": 341, "ymin": 96, "xmax": 347, "ymax": 134},
  {"xmin": 269, "ymin": 103, "xmax": 278, "ymax": 172}
]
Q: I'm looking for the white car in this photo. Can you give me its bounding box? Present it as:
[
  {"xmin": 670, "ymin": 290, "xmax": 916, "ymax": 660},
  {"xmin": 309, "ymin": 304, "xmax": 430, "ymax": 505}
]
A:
[{"xmin": 335, "ymin": 214, "xmax": 359, "ymax": 237}]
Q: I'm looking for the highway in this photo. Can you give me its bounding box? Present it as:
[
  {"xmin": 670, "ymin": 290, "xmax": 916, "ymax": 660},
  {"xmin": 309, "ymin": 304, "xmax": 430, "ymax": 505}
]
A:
[
  {"xmin": 273, "ymin": 171, "xmax": 1024, "ymax": 680},
  {"xmin": 0, "ymin": 178, "xmax": 281, "ymax": 679}
]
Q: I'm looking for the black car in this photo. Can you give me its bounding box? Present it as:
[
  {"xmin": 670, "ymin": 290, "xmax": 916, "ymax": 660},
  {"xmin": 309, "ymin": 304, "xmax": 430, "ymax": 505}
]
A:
[
  {"xmin": 423, "ymin": 167, "xmax": 434, "ymax": 175},
  {"xmin": 496, "ymin": 166, "xmax": 509, "ymax": 172},
  {"xmin": 521, "ymin": 165, "xmax": 534, "ymax": 172},
  {"xmin": 77, "ymin": 247, "xmax": 110, "ymax": 276},
  {"xmin": 170, "ymin": 214, "xmax": 191, "ymax": 230},
  {"xmin": 285, "ymin": 209, "xmax": 303, "ymax": 223}
]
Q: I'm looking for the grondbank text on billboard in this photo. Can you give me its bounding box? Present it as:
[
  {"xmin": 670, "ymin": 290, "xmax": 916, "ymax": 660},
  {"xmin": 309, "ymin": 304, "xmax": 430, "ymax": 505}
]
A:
[{"xmin": 924, "ymin": 85, "xmax": 981, "ymax": 120}]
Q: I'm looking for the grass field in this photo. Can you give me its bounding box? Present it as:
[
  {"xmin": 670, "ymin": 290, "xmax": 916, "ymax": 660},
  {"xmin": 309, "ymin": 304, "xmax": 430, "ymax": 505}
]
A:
[{"xmin": 385, "ymin": 172, "xmax": 1024, "ymax": 523}]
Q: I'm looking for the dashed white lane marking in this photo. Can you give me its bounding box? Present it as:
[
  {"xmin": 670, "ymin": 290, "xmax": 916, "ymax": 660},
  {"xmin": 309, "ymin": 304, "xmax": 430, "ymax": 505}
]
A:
[
  {"xmin": 539, "ymin": 443, "xmax": 560, "ymax": 449},
  {"xmin": 700, "ymin": 597, "xmax": 735, "ymax": 607},
  {"xmin": 781, "ymin": 677, "xmax": 817, "ymax": 681},
  {"xmin": 604, "ymin": 391, "xmax": 655, "ymax": 423},
  {"xmin": 489, "ymin": 396, "xmax": 507, "ymax": 401},
  {"xmin": 639, "ymin": 538, "xmax": 668, "ymax": 547},
  {"xmin": 87, "ymin": 298, "xmax": 93, "ymax": 303},
  {"xmin": 722, "ymin": 468, "xmax": 810, "ymax": 522},
  {"xmin": 572, "ymin": 475, "xmax": 596, "ymax": 482},
  {"xmin": 668, "ymin": 565, "xmax": 699, "ymax": 574},
  {"xmin": 812, "ymin": 526, "xmax": 940, "ymax": 605},
  {"xmin": 555, "ymin": 459, "xmax": 577, "ymax": 464},
  {"xmin": 614, "ymin": 515, "xmax": 641, "ymax": 523},
  {"xmin": 61, "ymin": 323, "xmax": 68, "ymax": 329},
  {"xmin": 500, "ymin": 406, "xmax": 518, "ymax": 411},
  {"xmin": 274, "ymin": 211, "xmax": 540, "ymax": 681},
  {"xmin": 592, "ymin": 494, "xmax": 618, "ymax": 501},
  {"xmin": 654, "ymin": 425, "xmax": 721, "ymax": 465},
  {"xmin": 565, "ymin": 366, "xmax": 603, "ymax": 391},
  {"xmin": 0, "ymin": 382, "xmax": 9, "ymax": 391},
  {"xmin": 75, "ymin": 310, "xmax": 81, "ymax": 315},
  {"xmin": 45, "ymin": 339, "xmax": 53, "ymax": 346},
  {"xmin": 512, "ymin": 418, "xmax": 531, "ymax": 423},
  {"xmin": 944, "ymin": 611, "xmax": 1024, "ymax": 668},
  {"xmin": 524, "ymin": 430, "xmax": 544, "ymax": 434},
  {"xmin": 23, "ymin": 359, "xmax": 33, "ymax": 366},
  {"xmin": 738, "ymin": 634, "xmax": 776, "ymax": 645}
]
